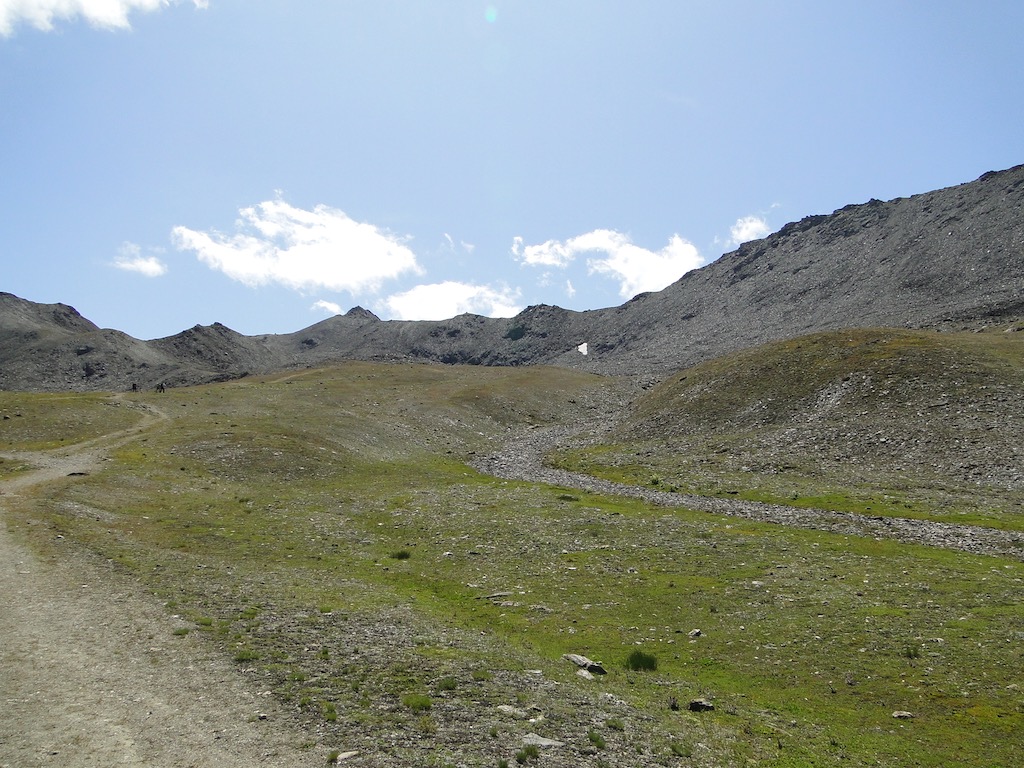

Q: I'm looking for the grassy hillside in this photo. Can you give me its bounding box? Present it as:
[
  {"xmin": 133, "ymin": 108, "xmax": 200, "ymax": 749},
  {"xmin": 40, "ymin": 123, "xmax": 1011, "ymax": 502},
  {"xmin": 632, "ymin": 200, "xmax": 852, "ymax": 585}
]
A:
[
  {"xmin": 554, "ymin": 328, "xmax": 1024, "ymax": 531},
  {"xmin": 3, "ymin": 360, "xmax": 1022, "ymax": 767}
]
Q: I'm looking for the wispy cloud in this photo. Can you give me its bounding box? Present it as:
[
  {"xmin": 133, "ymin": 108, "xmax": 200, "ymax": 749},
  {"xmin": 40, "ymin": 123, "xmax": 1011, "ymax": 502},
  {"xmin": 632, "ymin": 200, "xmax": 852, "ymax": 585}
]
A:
[
  {"xmin": 172, "ymin": 199, "xmax": 423, "ymax": 294},
  {"xmin": 727, "ymin": 215, "xmax": 772, "ymax": 247},
  {"xmin": 112, "ymin": 241, "xmax": 167, "ymax": 277},
  {"xmin": 381, "ymin": 281, "xmax": 522, "ymax": 321},
  {"xmin": 311, "ymin": 299, "xmax": 342, "ymax": 316},
  {"xmin": 442, "ymin": 233, "xmax": 475, "ymax": 254},
  {"xmin": 0, "ymin": 0, "xmax": 207, "ymax": 36},
  {"xmin": 513, "ymin": 229, "xmax": 704, "ymax": 298}
]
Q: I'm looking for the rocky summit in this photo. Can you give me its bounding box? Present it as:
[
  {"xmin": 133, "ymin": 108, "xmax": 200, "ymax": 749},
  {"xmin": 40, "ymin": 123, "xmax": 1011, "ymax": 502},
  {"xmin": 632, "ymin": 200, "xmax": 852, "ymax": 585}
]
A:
[{"xmin": 2, "ymin": 163, "xmax": 1022, "ymax": 392}]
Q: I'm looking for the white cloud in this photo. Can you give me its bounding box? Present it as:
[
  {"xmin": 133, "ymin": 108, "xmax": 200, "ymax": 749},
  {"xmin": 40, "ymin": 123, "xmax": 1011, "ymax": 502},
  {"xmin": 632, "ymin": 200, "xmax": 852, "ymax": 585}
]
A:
[
  {"xmin": 513, "ymin": 229, "xmax": 705, "ymax": 298},
  {"xmin": 172, "ymin": 199, "xmax": 423, "ymax": 294},
  {"xmin": 727, "ymin": 215, "xmax": 772, "ymax": 247},
  {"xmin": 0, "ymin": 0, "xmax": 206, "ymax": 36},
  {"xmin": 381, "ymin": 281, "xmax": 522, "ymax": 321},
  {"xmin": 311, "ymin": 299, "xmax": 342, "ymax": 316},
  {"xmin": 442, "ymin": 232, "xmax": 475, "ymax": 254},
  {"xmin": 112, "ymin": 241, "xmax": 167, "ymax": 277}
]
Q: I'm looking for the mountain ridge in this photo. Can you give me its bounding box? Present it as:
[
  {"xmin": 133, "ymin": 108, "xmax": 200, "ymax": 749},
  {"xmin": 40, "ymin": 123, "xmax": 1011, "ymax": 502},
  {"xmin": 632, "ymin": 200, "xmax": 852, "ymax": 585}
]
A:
[{"xmin": 2, "ymin": 163, "xmax": 1022, "ymax": 391}]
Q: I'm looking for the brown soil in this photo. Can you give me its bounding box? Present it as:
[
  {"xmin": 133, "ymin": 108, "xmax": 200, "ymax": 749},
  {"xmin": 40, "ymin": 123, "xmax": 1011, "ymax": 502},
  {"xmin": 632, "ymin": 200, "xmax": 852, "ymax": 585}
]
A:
[{"xmin": 0, "ymin": 405, "xmax": 328, "ymax": 767}]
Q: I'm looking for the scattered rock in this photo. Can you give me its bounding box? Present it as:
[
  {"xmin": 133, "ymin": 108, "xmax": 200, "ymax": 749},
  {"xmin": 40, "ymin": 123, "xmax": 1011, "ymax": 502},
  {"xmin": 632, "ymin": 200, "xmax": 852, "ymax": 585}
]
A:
[
  {"xmin": 522, "ymin": 733, "xmax": 564, "ymax": 748},
  {"xmin": 483, "ymin": 591, "xmax": 514, "ymax": 601},
  {"xmin": 562, "ymin": 653, "xmax": 607, "ymax": 675},
  {"xmin": 497, "ymin": 705, "xmax": 529, "ymax": 719},
  {"xmin": 892, "ymin": 711, "xmax": 915, "ymax": 720},
  {"xmin": 688, "ymin": 698, "xmax": 715, "ymax": 712}
]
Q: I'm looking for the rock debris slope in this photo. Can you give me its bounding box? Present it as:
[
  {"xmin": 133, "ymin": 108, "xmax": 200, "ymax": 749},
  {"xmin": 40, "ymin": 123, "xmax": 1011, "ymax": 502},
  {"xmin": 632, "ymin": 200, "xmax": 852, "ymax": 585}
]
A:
[{"xmin": 2, "ymin": 163, "xmax": 1022, "ymax": 391}]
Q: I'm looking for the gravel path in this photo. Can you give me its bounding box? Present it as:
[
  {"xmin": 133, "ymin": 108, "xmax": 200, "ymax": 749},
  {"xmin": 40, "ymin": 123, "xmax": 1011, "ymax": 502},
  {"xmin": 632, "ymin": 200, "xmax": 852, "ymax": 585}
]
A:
[
  {"xmin": 473, "ymin": 425, "xmax": 1024, "ymax": 561},
  {"xmin": 0, "ymin": 405, "xmax": 325, "ymax": 768}
]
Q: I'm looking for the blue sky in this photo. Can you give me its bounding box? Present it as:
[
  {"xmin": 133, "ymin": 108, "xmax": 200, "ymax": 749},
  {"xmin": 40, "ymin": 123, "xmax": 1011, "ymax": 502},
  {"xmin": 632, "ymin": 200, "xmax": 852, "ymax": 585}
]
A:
[{"xmin": 2, "ymin": 1, "xmax": 1022, "ymax": 340}]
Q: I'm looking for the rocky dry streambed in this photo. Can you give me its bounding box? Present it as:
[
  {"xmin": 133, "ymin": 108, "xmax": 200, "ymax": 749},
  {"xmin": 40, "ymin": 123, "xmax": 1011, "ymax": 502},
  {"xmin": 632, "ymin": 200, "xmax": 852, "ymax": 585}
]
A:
[{"xmin": 471, "ymin": 424, "xmax": 1024, "ymax": 562}]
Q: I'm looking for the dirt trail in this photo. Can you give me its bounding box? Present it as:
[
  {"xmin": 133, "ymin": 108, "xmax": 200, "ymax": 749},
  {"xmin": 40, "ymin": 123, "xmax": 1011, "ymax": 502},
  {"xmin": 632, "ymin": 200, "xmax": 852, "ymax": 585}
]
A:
[{"xmin": 0, "ymin": 400, "xmax": 325, "ymax": 767}]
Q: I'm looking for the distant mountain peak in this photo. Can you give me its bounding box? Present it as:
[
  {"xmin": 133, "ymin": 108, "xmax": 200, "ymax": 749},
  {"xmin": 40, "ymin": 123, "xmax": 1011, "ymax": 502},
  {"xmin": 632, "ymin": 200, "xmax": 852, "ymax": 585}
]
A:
[
  {"xmin": 345, "ymin": 306, "xmax": 380, "ymax": 321},
  {"xmin": 3, "ymin": 163, "xmax": 1022, "ymax": 391}
]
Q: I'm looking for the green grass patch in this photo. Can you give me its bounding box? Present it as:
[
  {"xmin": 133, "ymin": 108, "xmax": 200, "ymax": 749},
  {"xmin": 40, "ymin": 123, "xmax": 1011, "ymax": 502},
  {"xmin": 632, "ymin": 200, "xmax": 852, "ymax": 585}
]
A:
[
  {"xmin": 401, "ymin": 693, "xmax": 432, "ymax": 712},
  {"xmin": 0, "ymin": 391, "xmax": 144, "ymax": 450},
  {"xmin": 7, "ymin": 361, "xmax": 1023, "ymax": 768}
]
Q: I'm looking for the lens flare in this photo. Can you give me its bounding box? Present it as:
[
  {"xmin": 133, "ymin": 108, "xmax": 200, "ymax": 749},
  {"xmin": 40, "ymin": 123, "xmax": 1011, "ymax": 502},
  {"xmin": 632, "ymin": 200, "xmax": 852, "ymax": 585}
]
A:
[{"xmin": 485, "ymin": 5, "xmax": 498, "ymax": 23}]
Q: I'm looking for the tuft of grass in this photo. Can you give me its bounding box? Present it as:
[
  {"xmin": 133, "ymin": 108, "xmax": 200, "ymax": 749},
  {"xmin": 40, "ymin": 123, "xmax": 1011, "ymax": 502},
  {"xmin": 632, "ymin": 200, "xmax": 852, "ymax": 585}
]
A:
[
  {"xmin": 437, "ymin": 675, "xmax": 457, "ymax": 692},
  {"xmin": 625, "ymin": 649, "xmax": 658, "ymax": 672},
  {"xmin": 233, "ymin": 648, "xmax": 258, "ymax": 662},
  {"xmin": 515, "ymin": 743, "xmax": 541, "ymax": 763},
  {"xmin": 605, "ymin": 717, "xmax": 624, "ymax": 731},
  {"xmin": 670, "ymin": 741, "xmax": 692, "ymax": 758},
  {"xmin": 390, "ymin": 549, "xmax": 412, "ymax": 560},
  {"xmin": 401, "ymin": 693, "xmax": 432, "ymax": 712},
  {"xmin": 588, "ymin": 729, "xmax": 606, "ymax": 749}
]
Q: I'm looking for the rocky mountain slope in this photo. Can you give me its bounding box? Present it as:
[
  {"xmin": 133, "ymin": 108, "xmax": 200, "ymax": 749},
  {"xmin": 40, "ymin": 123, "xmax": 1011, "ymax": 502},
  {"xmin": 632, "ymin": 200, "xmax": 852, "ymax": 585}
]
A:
[{"xmin": 2, "ymin": 163, "xmax": 1022, "ymax": 391}]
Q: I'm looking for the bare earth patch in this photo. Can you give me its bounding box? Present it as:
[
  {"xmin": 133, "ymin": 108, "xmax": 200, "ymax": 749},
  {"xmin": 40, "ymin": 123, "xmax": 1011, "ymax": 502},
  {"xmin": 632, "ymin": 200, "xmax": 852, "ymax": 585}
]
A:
[{"xmin": 0, "ymin": 424, "xmax": 326, "ymax": 767}]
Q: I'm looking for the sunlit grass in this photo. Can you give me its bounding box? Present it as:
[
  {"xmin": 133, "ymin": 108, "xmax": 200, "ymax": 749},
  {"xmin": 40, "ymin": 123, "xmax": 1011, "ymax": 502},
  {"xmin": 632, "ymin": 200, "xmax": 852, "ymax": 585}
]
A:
[{"xmin": 4, "ymin": 360, "xmax": 1023, "ymax": 766}]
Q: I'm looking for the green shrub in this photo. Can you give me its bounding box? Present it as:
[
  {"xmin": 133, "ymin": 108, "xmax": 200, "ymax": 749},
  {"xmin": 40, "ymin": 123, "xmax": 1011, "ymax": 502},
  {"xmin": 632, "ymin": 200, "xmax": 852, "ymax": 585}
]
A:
[
  {"xmin": 625, "ymin": 649, "xmax": 658, "ymax": 671},
  {"xmin": 390, "ymin": 549, "xmax": 412, "ymax": 560},
  {"xmin": 588, "ymin": 730, "xmax": 606, "ymax": 749}
]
